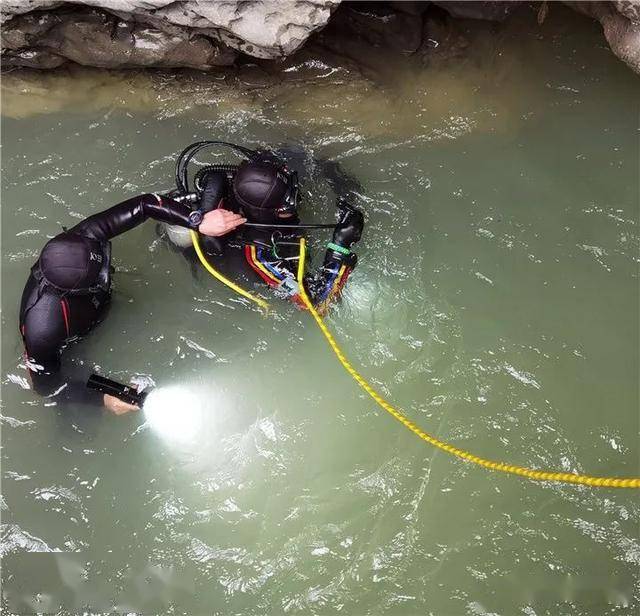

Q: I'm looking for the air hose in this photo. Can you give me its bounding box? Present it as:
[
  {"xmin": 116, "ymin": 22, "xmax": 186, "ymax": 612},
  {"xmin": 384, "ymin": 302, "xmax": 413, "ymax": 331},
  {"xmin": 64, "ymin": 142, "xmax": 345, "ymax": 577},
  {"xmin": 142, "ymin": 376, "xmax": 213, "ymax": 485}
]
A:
[
  {"xmin": 190, "ymin": 230, "xmax": 269, "ymax": 311},
  {"xmin": 176, "ymin": 141, "xmax": 255, "ymax": 193},
  {"xmin": 193, "ymin": 164, "xmax": 239, "ymax": 194},
  {"xmin": 295, "ymin": 239, "xmax": 639, "ymax": 489}
]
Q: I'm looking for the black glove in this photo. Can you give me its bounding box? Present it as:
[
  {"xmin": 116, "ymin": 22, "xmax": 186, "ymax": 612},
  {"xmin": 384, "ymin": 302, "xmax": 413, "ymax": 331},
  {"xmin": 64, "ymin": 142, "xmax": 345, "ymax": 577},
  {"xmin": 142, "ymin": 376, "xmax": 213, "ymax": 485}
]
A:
[{"xmin": 331, "ymin": 199, "xmax": 364, "ymax": 249}]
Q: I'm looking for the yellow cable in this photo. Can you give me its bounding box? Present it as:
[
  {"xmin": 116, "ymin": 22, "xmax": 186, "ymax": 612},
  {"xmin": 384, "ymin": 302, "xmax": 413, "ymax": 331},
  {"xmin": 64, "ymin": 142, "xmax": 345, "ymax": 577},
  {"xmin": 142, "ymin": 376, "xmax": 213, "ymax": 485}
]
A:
[
  {"xmin": 190, "ymin": 230, "xmax": 269, "ymax": 311},
  {"xmin": 296, "ymin": 238, "xmax": 639, "ymax": 489}
]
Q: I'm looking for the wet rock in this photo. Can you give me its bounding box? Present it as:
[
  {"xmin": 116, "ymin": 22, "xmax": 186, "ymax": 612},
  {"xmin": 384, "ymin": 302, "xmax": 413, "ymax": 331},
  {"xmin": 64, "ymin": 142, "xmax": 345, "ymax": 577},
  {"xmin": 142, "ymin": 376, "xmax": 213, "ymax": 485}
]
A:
[
  {"xmin": 1, "ymin": 0, "xmax": 340, "ymax": 62},
  {"xmin": 308, "ymin": 2, "xmax": 475, "ymax": 77},
  {"xmin": 565, "ymin": 1, "xmax": 640, "ymax": 74},
  {"xmin": 1, "ymin": 7, "xmax": 237, "ymax": 70},
  {"xmin": 2, "ymin": 48, "xmax": 67, "ymax": 70},
  {"xmin": 56, "ymin": 13, "xmax": 236, "ymax": 69},
  {"xmin": 613, "ymin": 0, "xmax": 640, "ymax": 22}
]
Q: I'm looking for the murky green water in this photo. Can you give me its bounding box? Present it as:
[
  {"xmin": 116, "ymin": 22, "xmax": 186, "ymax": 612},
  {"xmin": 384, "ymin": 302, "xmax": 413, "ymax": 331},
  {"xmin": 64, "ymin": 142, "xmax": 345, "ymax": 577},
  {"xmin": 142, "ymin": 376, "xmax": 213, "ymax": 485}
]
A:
[{"xmin": 2, "ymin": 8, "xmax": 639, "ymax": 615}]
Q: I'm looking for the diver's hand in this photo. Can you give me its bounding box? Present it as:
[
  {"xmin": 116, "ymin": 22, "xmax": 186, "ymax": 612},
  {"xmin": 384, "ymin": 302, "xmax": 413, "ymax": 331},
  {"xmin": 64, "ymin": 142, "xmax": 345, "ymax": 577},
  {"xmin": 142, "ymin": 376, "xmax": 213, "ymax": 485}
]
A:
[
  {"xmin": 332, "ymin": 200, "xmax": 364, "ymax": 248},
  {"xmin": 198, "ymin": 209, "xmax": 246, "ymax": 237},
  {"xmin": 103, "ymin": 394, "xmax": 139, "ymax": 415}
]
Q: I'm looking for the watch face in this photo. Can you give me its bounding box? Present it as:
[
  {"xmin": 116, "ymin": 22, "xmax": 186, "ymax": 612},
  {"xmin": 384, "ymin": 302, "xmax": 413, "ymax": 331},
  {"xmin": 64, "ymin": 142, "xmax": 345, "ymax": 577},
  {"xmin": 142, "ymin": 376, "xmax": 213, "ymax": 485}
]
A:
[{"xmin": 189, "ymin": 211, "xmax": 203, "ymax": 226}]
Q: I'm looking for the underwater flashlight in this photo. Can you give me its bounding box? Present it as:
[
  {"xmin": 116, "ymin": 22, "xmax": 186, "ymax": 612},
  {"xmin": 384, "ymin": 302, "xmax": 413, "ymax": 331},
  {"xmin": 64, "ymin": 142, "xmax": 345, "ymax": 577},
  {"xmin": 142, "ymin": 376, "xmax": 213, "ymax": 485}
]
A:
[{"xmin": 86, "ymin": 373, "xmax": 148, "ymax": 406}]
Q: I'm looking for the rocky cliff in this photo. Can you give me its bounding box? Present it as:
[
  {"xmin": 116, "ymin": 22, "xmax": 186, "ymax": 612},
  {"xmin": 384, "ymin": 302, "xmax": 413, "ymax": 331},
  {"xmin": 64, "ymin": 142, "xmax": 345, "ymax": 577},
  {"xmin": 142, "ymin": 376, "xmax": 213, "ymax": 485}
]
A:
[
  {"xmin": 1, "ymin": 0, "xmax": 340, "ymax": 69},
  {"xmin": 1, "ymin": 1, "xmax": 639, "ymax": 74}
]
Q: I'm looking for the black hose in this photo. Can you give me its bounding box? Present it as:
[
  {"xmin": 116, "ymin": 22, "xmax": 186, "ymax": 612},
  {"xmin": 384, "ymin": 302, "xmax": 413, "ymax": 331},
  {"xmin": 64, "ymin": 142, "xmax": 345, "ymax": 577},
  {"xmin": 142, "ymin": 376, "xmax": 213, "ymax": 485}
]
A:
[
  {"xmin": 175, "ymin": 141, "xmax": 212, "ymax": 192},
  {"xmin": 194, "ymin": 164, "xmax": 239, "ymax": 194},
  {"xmin": 175, "ymin": 141, "xmax": 257, "ymax": 193}
]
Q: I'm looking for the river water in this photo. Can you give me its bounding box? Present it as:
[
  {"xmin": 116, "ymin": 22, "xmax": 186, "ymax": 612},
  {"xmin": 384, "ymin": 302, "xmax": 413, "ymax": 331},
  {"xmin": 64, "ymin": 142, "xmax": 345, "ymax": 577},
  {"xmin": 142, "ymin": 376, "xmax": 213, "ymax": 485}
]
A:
[{"xmin": 1, "ymin": 7, "xmax": 639, "ymax": 616}]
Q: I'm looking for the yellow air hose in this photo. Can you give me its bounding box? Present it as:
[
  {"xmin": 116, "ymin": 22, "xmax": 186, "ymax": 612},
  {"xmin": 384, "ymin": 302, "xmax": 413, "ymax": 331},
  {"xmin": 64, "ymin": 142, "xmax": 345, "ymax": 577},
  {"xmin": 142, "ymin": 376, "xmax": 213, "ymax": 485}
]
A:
[
  {"xmin": 295, "ymin": 238, "xmax": 639, "ymax": 489},
  {"xmin": 190, "ymin": 230, "xmax": 269, "ymax": 311},
  {"xmin": 189, "ymin": 227, "xmax": 639, "ymax": 489}
]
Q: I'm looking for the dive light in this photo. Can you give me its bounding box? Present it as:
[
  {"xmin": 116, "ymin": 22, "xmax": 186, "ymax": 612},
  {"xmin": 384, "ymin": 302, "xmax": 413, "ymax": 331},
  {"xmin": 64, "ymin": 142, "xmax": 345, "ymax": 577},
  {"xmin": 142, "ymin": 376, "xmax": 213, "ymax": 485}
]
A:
[{"xmin": 86, "ymin": 373, "xmax": 148, "ymax": 406}]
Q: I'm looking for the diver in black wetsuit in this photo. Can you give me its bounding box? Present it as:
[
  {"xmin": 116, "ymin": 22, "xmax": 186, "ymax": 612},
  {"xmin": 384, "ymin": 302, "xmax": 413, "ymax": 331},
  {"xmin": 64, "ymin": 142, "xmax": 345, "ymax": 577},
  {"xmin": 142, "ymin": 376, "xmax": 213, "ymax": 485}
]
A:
[
  {"xmin": 18, "ymin": 142, "xmax": 364, "ymax": 413},
  {"xmin": 169, "ymin": 146, "xmax": 365, "ymax": 314},
  {"xmin": 19, "ymin": 193, "xmax": 246, "ymax": 412}
]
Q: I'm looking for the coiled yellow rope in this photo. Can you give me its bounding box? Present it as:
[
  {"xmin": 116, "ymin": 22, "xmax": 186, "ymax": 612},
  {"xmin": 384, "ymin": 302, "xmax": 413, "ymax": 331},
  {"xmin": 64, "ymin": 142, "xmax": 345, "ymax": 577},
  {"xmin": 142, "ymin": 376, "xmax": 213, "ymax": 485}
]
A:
[
  {"xmin": 190, "ymin": 230, "xmax": 269, "ymax": 311},
  {"xmin": 296, "ymin": 238, "xmax": 639, "ymax": 489}
]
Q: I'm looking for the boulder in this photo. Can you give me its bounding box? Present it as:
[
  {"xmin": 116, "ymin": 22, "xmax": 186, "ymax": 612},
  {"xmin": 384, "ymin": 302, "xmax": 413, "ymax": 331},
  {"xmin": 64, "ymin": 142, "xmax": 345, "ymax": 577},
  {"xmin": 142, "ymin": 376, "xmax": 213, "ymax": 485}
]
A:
[
  {"xmin": 0, "ymin": 0, "xmax": 340, "ymax": 61},
  {"xmin": 1, "ymin": 7, "xmax": 237, "ymax": 69},
  {"xmin": 613, "ymin": 0, "xmax": 640, "ymax": 22},
  {"xmin": 565, "ymin": 1, "xmax": 640, "ymax": 74}
]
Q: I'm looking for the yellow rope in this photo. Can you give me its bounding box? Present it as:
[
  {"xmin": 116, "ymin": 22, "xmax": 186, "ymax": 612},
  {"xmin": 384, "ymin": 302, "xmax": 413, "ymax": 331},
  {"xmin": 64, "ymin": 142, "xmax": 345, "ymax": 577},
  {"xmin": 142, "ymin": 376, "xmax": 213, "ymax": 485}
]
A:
[
  {"xmin": 296, "ymin": 238, "xmax": 639, "ymax": 489},
  {"xmin": 190, "ymin": 230, "xmax": 269, "ymax": 311}
]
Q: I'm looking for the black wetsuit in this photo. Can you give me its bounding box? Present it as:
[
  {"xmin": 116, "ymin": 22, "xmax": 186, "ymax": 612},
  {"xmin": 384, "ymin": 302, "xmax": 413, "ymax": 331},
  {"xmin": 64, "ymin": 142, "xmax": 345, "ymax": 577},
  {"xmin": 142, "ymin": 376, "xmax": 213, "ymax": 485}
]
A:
[
  {"xmin": 19, "ymin": 193, "xmax": 195, "ymax": 401},
  {"xmin": 187, "ymin": 169, "xmax": 358, "ymax": 312}
]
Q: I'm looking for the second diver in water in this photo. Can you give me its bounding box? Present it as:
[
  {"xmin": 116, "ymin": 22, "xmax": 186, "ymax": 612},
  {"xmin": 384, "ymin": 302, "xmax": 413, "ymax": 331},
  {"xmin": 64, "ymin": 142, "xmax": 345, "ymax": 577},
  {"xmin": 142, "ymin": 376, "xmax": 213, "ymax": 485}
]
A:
[{"xmin": 166, "ymin": 143, "xmax": 364, "ymax": 313}]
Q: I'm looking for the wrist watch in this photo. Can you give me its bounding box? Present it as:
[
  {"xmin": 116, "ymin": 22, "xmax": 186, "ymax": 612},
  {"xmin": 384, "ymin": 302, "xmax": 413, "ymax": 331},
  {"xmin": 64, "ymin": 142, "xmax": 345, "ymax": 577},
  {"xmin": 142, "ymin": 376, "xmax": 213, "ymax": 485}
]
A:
[{"xmin": 188, "ymin": 209, "xmax": 203, "ymax": 228}]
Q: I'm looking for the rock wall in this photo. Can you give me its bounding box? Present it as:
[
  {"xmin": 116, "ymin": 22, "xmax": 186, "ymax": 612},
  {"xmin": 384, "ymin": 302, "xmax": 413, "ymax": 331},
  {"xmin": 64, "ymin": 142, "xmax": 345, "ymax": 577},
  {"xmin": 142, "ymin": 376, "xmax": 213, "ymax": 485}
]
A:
[
  {"xmin": 565, "ymin": 1, "xmax": 640, "ymax": 74},
  {"xmin": 1, "ymin": 0, "xmax": 639, "ymax": 74},
  {"xmin": 1, "ymin": 0, "xmax": 340, "ymax": 69}
]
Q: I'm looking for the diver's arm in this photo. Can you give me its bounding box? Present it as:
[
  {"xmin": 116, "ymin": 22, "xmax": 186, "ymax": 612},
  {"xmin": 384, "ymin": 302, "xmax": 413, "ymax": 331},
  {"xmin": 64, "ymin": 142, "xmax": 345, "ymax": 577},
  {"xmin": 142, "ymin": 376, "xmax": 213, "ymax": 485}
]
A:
[
  {"xmin": 25, "ymin": 345, "xmax": 137, "ymax": 412},
  {"xmin": 28, "ymin": 367, "xmax": 104, "ymax": 407},
  {"xmin": 68, "ymin": 194, "xmax": 196, "ymax": 241},
  {"xmin": 30, "ymin": 370, "xmax": 135, "ymax": 412},
  {"xmin": 69, "ymin": 193, "xmax": 244, "ymax": 241},
  {"xmin": 305, "ymin": 253, "xmax": 355, "ymax": 313},
  {"xmin": 305, "ymin": 201, "xmax": 364, "ymax": 313}
]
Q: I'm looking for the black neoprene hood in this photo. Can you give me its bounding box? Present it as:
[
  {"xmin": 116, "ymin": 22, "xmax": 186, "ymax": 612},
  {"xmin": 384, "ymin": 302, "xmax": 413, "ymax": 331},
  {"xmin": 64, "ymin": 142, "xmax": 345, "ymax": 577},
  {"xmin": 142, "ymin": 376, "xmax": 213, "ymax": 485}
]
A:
[
  {"xmin": 38, "ymin": 233, "xmax": 106, "ymax": 292},
  {"xmin": 232, "ymin": 159, "xmax": 291, "ymax": 223}
]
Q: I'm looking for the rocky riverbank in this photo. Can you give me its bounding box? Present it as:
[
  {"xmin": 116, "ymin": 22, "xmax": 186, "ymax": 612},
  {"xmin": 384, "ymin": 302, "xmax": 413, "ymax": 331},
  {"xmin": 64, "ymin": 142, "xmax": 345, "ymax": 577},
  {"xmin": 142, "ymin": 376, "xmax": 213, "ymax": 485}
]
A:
[{"xmin": 1, "ymin": 1, "xmax": 639, "ymax": 75}]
